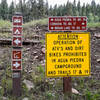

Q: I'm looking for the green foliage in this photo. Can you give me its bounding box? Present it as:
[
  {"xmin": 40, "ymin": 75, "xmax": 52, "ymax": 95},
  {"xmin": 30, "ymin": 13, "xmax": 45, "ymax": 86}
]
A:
[
  {"xmin": 94, "ymin": 16, "xmax": 99, "ymax": 22},
  {"xmin": 40, "ymin": 39, "xmax": 45, "ymax": 45},
  {"xmin": 84, "ymin": 90, "xmax": 100, "ymax": 100},
  {"xmin": 0, "ymin": 87, "xmax": 4, "ymax": 96},
  {"xmin": 38, "ymin": 65, "xmax": 44, "ymax": 74},
  {"xmin": 1, "ymin": 76, "xmax": 6, "ymax": 87},
  {"xmin": 46, "ymin": 91, "xmax": 54, "ymax": 100},
  {"xmin": 37, "ymin": 65, "xmax": 45, "ymax": 81},
  {"xmin": 85, "ymin": 90, "xmax": 93, "ymax": 100},
  {"xmin": 6, "ymin": 79, "xmax": 12, "ymax": 93},
  {"xmin": 24, "ymin": 18, "xmax": 48, "ymax": 28},
  {"xmin": 22, "ymin": 83, "xmax": 29, "ymax": 95},
  {"xmin": 1, "ymin": 77, "xmax": 12, "ymax": 94},
  {"xmin": 88, "ymin": 13, "xmax": 94, "ymax": 22},
  {"xmin": 0, "ymin": 20, "xmax": 11, "ymax": 28},
  {"xmin": 93, "ymin": 93, "xmax": 100, "ymax": 100},
  {"xmin": 88, "ymin": 22, "xmax": 100, "ymax": 27}
]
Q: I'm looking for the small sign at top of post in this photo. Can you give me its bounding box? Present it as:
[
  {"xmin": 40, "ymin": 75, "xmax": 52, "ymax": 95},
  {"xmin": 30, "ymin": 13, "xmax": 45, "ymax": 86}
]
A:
[{"xmin": 13, "ymin": 16, "xmax": 23, "ymax": 26}]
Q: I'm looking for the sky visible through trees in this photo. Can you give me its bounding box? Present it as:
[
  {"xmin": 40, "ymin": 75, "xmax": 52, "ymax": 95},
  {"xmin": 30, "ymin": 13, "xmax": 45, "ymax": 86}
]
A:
[{"xmin": 0, "ymin": 0, "xmax": 100, "ymax": 22}]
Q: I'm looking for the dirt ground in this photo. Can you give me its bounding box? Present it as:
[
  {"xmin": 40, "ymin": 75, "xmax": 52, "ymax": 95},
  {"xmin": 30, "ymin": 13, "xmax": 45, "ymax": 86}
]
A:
[{"xmin": 0, "ymin": 25, "xmax": 100, "ymax": 99}]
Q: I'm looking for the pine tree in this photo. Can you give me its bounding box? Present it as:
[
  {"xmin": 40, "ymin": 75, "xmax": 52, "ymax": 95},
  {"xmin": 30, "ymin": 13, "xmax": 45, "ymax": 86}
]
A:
[
  {"xmin": 73, "ymin": 0, "xmax": 77, "ymax": 16},
  {"xmin": 9, "ymin": 1, "xmax": 15, "ymax": 21},
  {"xmin": 65, "ymin": 1, "xmax": 73, "ymax": 16},
  {"xmin": 44, "ymin": 0, "xmax": 49, "ymax": 16},
  {"xmin": 48, "ymin": 5, "xmax": 53, "ymax": 16},
  {"xmin": 37, "ymin": 0, "xmax": 45, "ymax": 19},
  {"xmin": 57, "ymin": 5, "xmax": 63, "ymax": 16},
  {"xmin": 96, "ymin": 4, "xmax": 100, "ymax": 17},
  {"xmin": 81, "ymin": 3, "xmax": 86, "ymax": 16},
  {"xmin": 91, "ymin": 0, "xmax": 96, "ymax": 16},
  {"xmin": 86, "ymin": 4, "xmax": 91, "ymax": 17},
  {"xmin": 0, "ymin": 0, "xmax": 8, "ymax": 20},
  {"xmin": 52, "ymin": 4, "xmax": 58, "ymax": 16},
  {"xmin": 77, "ymin": 0, "xmax": 81, "ymax": 16},
  {"xmin": 29, "ymin": 0, "xmax": 38, "ymax": 20},
  {"xmin": 22, "ymin": 0, "xmax": 30, "ymax": 22},
  {"xmin": 62, "ymin": 4, "xmax": 67, "ymax": 16},
  {"xmin": 17, "ymin": 0, "xmax": 23, "ymax": 13}
]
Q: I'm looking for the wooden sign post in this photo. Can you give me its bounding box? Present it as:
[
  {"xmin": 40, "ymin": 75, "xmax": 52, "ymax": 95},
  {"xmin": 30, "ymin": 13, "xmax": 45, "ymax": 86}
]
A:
[
  {"xmin": 63, "ymin": 77, "xmax": 72, "ymax": 93},
  {"xmin": 12, "ymin": 12, "xmax": 23, "ymax": 96}
]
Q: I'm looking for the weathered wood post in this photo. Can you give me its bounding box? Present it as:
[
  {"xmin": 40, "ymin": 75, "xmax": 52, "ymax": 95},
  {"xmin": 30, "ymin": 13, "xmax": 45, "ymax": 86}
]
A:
[
  {"xmin": 12, "ymin": 12, "xmax": 23, "ymax": 96},
  {"xmin": 63, "ymin": 77, "xmax": 72, "ymax": 93}
]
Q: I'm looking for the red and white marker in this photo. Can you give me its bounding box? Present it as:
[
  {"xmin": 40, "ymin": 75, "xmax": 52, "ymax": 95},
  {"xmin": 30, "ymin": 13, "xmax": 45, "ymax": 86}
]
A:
[
  {"xmin": 49, "ymin": 16, "xmax": 87, "ymax": 31},
  {"xmin": 13, "ymin": 16, "xmax": 23, "ymax": 26},
  {"xmin": 12, "ymin": 50, "xmax": 22, "ymax": 59},
  {"xmin": 12, "ymin": 61, "xmax": 22, "ymax": 70},
  {"xmin": 13, "ymin": 27, "xmax": 22, "ymax": 36},
  {"xmin": 12, "ymin": 37, "xmax": 22, "ymax": 47}
]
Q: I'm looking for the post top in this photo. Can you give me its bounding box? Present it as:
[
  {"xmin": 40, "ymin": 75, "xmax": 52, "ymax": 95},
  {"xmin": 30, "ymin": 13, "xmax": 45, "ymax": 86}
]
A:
[{"xmin": 14, "ymin": 12, "xmax": 22, "ymax": 16}]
